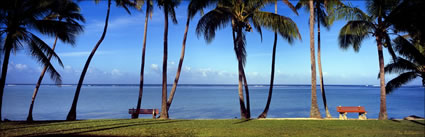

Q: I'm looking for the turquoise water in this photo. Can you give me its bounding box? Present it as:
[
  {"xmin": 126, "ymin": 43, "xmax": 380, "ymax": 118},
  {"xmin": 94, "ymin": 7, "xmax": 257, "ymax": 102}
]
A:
[{"xmin": 3, "ymin": 84, "xmax": 424, "ymax": 120}]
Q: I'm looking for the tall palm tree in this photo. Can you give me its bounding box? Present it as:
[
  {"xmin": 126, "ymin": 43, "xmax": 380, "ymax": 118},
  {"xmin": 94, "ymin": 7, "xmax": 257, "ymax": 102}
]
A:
[
  {"xmin": 0, "ymin": 0, "xmax": 82, "ymax": 121},
  {"xmin": 338, "ymin": 0, "xmax": 403, "ymax": 120},
  {"xmin": 258, "ymin": 0, "xmax": 298, "ymax": 119},
  {"xmin": 295, "ymin": 0, "xmax": 344, "ymax": 118},
  {"xmin": 196, "ymin": 0, "xmax": 300, "ymax": 119},
  {"xmin": 66, "ymin": 0, "xmax": 135, "ymax": 121},
  {"xmin": 132, "ymin": 0, "xmax": 153, "ymax": 119},
  {"xmin": 166, "ymin": 0, "xmax": 216, "ymax": 113},
  {"xmin": 307, "ymin": 0, "xmax": 321, "ymax": 118},
  {"xmin": 383, "ymin": 36, "xmax": 424, "ymax": 93},
  {"xmin": 27, "ymin": 0, "xmax": 85, "ymax": 122},
  {"xmin": 157, "ymin": 0, "xmax": 180, "ymax": 120}
]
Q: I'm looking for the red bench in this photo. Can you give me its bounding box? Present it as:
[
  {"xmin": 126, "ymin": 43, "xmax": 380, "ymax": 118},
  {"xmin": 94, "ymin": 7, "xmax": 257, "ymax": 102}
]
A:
[
  {"xmin": 337, "ymin": 106, "xmax": 367, "ymax": 120},
  {"xmin": 129, "ymin": 108, "xmax": 159, "ymax": 119}
]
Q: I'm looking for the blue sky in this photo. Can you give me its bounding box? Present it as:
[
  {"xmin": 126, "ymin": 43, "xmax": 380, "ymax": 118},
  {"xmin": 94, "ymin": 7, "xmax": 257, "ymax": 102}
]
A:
[{"xmin": 5, "ymin": 1, "xmax": 422, "ymax": 85}]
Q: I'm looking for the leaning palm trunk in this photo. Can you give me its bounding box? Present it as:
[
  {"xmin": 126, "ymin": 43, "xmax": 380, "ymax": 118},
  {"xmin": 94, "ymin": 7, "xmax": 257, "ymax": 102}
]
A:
[
  {"xmin": 316, "ymin": 2, "xmax": 331, "ymax": 118},
  {"xmin": 27, "ymin": 36, "xmax": 59, "ymax": 121},
  {"xmin": 309, "ymin": 0, "xmax": 321, "ymax": 118},
  {"xmin": 160, "ymin": 5, "xmax": 169, "ymax": 119},
  {"xmin": 66, "ymin": 0, "xmax": 111, "ymax": 121},
  {"xmin": 258, "ymin": 32, "xmax": 277, "ymax": 118},
  {"xmin": 166, "ymin": 15, "xmax": 190, "ymax": 112},
  {"xmin": 0, "ymin": 33, "xmax": 14, "ymax": 121},
  {"xmin": 377, "ymin": 17, "xmax": 387, "ymax": 120},
  {"xmin": 133, "ymin": 1, "xmax": 150, "ymax": 119},
  {"xmin": 258, "ymin": 2, "xmax": 278, "ymax": 119}
]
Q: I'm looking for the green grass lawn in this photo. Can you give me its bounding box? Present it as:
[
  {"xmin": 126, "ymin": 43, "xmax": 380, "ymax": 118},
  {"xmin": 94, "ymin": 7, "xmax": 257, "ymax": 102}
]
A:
[{"xmin": 0, "ymin": 119, "xmax": 424, "ymax": 137}]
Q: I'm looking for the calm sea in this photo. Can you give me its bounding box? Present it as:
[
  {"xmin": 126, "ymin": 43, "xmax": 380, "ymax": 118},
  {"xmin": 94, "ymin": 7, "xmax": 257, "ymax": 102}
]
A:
[{"xmin": 3, "ymin": 84, "xmax": 424, "ymax": 120}]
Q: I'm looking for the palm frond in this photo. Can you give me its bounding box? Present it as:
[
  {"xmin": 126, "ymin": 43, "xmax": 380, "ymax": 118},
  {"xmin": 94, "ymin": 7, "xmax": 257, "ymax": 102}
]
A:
[
  {"xmin": 27, "ymin": 32, "xmax": 64, "ymax": 67},
  {"xmin": 338, "ymin": 20, "xmax": 373, "ymax": 52},
  {"xmin": 331, "ymin": 3, "xmax": 371, "ymax": 22},
  {"xmin": 188, "ymin": 0, "xmax": 217, "ymax": 20},
  {"xmin": 32, "ymin": 20, "xmax": 83, "ymax": 45},
  {"xmin": 253, "ymin": 11, "xmax": 300, "ymax": 43},
  {"xmin": 196, "ymin": 8, "xmax": 231, "ymax": 43},
  {"xmin": 26, "ymin": 35, "xmax": 63, "ymax": 85},
  {"xmin": 384, "ymin": 33, "xmax": 397, "ymax": 61},
  {"xmin": 385, "ymin": 71, "xmax": 417, "ymax": 94},
  {"xmin": 383, "ymin": 58, "xmax": 417, "ymax": 75},
  {"xmin": 115, "ymin": 0, "xmax": 137, "ymax": 15},
  {"xmin": 282, "ymin": 0, "xmax": 298, "ymax": 15},
  {"xmin": 250, "ymin": 17, "xmax": 262, "ymax": 42},
  {"xmin": 366, "ymin": 0, "xmax": 400, "ymax": 19},
  {"xmin": 393, "ymin": 36, "xmax": 425, "ymax": 65}
]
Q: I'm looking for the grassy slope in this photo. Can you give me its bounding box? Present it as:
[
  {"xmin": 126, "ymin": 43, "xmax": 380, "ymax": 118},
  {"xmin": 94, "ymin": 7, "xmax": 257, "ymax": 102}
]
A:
[{"xmin": 0, "ymin": 119, "xmax": 424, "ymax": 137}]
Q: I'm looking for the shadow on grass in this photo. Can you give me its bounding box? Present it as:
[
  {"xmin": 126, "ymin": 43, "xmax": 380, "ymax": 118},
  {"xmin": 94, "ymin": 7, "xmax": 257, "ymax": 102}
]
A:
[
  {"xmin": 16, "ymin": 119, "xmax": 188, "ymax": 137},
  {"xmin": 233, "ymin": 119, "xmax": 252, "ymax": 124},
  {"xmin": 389, "ymin": 118, "xmax": 425, "ymax": 126},
  {"xmin": 0, "ymin": 119, "xmax": 124, "ymax": 131}
]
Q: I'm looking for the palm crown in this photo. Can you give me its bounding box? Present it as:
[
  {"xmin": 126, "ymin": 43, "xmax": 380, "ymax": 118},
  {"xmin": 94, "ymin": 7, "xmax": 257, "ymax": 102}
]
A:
[{"xmin": 196, "ymin": 0, "xmax": 301, "ymax": 65}]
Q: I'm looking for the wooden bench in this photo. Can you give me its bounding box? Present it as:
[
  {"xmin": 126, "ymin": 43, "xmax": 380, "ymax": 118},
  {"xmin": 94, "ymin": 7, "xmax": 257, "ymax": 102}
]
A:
[
  {"xmin": 337, "ymin": 106, "xmax": 367, "ymax": 120},
  {"xmin": 129, "ymin": 108, "xmax": 159, "ymax": 119}
]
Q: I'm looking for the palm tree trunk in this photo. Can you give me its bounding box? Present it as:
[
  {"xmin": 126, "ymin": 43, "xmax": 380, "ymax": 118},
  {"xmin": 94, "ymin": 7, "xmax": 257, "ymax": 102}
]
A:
[
  {"xmin": 231, "ymin": 22, "xmax": 248, "ymax": 119},
  {"xmin": 309, "ymin": 0, "xmax": 321, "ymax": 118},
  {"xmin": 160, "ymin": 5, "xmax": 169, "ymax": 119},
  {"xmin": 258, "ymin": 32, "xmax": 277, "ymax": 119},
  {"xmin": 377, "ymin": 17, "xmax": 387, "ymax": 120},
  {"xmin": 258, "ymin": 1, "xmax": 278, "ymax": 119},
  {"xmin": 0, "ymin": 34, "xmax": 13, "ymax": 121},
  {"xmin": 66, "ymin": 0, "xmax": 111, "ymax": 121},
  {"xmin": 27, "ymin": 36, "xmax": 59, "ymax": 121},
  {"xmin": 235, "ymin": 27, "xmax": 247, "ymax": 120},
  {"xmin": 241, "ymin": 68, "xmax": 250, "ymax": 118},
  {"xmin": 316, "ymin": 2, "xmax": 331, "ymax": 118},
  {"xmin": 133, "ymin": 1, "xmax": 150, "ymax": 119},
  {"xmin": 166, "ymin": 16, "xmax": 190, "ymax": 112}
]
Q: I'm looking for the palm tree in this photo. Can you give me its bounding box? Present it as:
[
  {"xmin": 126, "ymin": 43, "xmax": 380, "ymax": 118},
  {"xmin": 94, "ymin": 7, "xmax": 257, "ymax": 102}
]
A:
[
  {"xmin": 157, "ymin": 0, "xmax": 180, "ymax": 120},
  {"xmin": 27, "ymin": 0, "xmax": 85, "ymax": 122},
  {"xmin": 383, "ymin": 36, "xmax": 424, "ymax": 93},
  {"xmin": 307, "ymin": 0, "xmax": 321, "ymax": 118},
  {"xmin": 166, "ymin": 0, "xmax": 216, "ymax": 113},
  {"xmin": 0, "ymin": 0, "xmax": 82, "ymax": 121},
  {"xmin": 338, "ymin": 0, "xmax": 403, "ymax": 120},
  {"xmin": 66, "ymin": 0, "xmax": 135, "ymax": 121},
  {"xmin": 295, "ymin": 0, "xmax": 345, "ymax": 118},
  {"xmin": 196, "ymin": 0, "xmax": 300, "ymax": 119},
  {"xmin": 132, "ymin": 0, "xmax": 153, "ymax": 119},
  {"xmin": 258, "ymin": 0, "xmax": 298, "ymax": 119}
]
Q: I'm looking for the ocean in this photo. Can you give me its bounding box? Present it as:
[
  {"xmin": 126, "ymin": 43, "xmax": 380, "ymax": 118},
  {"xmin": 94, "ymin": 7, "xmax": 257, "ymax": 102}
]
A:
[{"xmin": 3, "ymin": 84, "xmax": 424, "ymax": 120}]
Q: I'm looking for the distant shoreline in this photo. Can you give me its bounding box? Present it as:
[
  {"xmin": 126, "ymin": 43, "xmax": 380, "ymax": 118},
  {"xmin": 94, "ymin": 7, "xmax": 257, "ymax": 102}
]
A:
[{"xmin": 5, "ymin": 83, "xmax": 423, "ymax": 87}]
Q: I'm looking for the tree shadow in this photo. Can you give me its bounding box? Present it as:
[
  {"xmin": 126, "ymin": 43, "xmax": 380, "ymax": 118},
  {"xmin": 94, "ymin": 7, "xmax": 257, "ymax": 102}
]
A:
[
  {"xmin": 17, "ymin": 119, "xmax": 188, "ymax": 137},
  {"xmin": 233, "ymin": 119, "xmax": 252, "ymax": 124},
  {"xmin": 1, "ymin": 119, "xmax": 124, "ymax": 131}
]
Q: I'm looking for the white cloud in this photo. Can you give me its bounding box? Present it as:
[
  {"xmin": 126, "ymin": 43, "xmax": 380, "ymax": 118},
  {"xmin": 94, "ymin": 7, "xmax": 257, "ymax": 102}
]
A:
[
  {"xmin": 111, "ymin": 69, "xmax": 122, "ymax": 76},
  {"xmin": 150, "ymin": 64, "xmax": 159, "ymax": 71},
  {"xmin": 15, "ymin": 64, "xmax": 28, "ymax": 71}
]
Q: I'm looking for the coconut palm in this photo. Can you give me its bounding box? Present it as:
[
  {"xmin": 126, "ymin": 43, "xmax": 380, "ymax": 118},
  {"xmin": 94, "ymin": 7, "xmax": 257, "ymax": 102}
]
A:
[
  {"xmin": 383, "ymin": 36, "xmax": 424, "ymax": 93},
  {"xmin": 196, "ymin": 0, "xmax": 300, "ymax": 119},
  {"xmin": 66, "ymin": 0, "xmax": 135, "ymax": 121},
  {"xmin": 157, "ymin": 0, "xmax": 181, "ymax": 119},
  {"xmin": 27, "ymin": 0, "xmax": 85, "ymax": 122},
  {"xmin": 166, "ymin": 0, "xmax": 216, "ymax": 114},
  {"xmin": 338, "ymin": 0, "xmax": 403, "ymax": 120},
  {"xmin": 295, "ymin": 0, "xmax": 345, "ymax": 118},
  {"xmin": 132, "ymin": 0, "xmax": 153, "ymax": 119},
  {"xmin": 0, "ymin": 0, "xmax": 82, "ymax": 121},
  {"xmin": 258, "ymin": 0, "xmax": 298, "ymax": 119}
]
